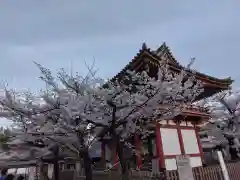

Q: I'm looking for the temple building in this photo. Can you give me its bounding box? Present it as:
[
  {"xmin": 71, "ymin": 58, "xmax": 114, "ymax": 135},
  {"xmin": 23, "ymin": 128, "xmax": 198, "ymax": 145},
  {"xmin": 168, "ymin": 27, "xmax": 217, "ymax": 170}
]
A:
[
  {"xmin": 0, "ymin": 43, "xmax": 232, "ymax": 174},
  {"xmin": 100, "ymin": 42, "xmax": 233, "ymax": 171}
]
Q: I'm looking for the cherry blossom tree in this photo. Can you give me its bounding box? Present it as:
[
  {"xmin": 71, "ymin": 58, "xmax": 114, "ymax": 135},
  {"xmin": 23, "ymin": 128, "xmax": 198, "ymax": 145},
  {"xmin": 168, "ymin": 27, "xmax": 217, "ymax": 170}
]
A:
[
  {"xmin": 199, "ymin": 90, "xmax": 240, "ymax": 161},
  {"xmin": 0, "ymin": 65, "xmax": 102, "ymax": 180},
  {"xmin": 0, "ymin": 60, "xmax": 203, "ymax": 180},
  {"xmin": 90, "ymin": 62, "xmax": 203, "ymax": 178}
]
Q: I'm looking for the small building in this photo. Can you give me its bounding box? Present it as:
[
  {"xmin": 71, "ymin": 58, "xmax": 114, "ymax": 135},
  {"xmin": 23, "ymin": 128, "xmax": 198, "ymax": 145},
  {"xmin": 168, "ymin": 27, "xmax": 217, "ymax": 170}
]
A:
[{"xmin": 100, "ymin": 42, "xmax": 233, "ymax": 171}]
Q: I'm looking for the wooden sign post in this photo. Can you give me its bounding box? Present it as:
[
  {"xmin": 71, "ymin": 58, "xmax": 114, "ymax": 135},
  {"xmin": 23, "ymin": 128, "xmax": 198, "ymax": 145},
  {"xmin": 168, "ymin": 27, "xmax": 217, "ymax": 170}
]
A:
[
  {"xmin": 176, "ymin": 155, "xmax": 194, "ymax": 180},
  {"xmin": 217, "ymin": 151, "xmax": 230, "ymax": 180}
]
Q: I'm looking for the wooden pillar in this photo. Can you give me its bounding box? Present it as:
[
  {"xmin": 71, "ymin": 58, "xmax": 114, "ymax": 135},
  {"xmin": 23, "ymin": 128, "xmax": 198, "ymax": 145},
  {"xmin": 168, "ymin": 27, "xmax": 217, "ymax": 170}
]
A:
[
  {"xmin": 39, "ymin": 162, "xmax": 48, "ymax": 180},
  {"xmin": 155, "ymin": 123, "xmax": 165, "ymax": 169},
  {"xmin": 134, "ymin": 134, "xmax": 142, "ymax": 169},
  {"xmin": 114, "ymin": 147, "xmax": 118, "ymax": 169},
  {"xmin": 177, "ymin": 121, "xmax": 185, "ymax": 154},
  {"xmin": 195, "ymin": 125, "xmax": 204, "ymax": 164}
]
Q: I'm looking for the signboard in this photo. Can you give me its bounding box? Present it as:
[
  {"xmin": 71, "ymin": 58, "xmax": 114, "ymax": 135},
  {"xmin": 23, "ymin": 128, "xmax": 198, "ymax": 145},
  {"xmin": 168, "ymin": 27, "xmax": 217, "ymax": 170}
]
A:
[{"xmin": 176, "ymin": 155, "xmax": 194, "ymax": 180}]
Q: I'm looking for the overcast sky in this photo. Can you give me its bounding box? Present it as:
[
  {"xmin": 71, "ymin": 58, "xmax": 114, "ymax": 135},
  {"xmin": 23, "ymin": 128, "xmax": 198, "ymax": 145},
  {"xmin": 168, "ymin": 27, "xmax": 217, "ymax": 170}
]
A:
[
  {"xmin": 0, "ymin": 0, "xmax": 239, "ymax": 125},
  {"xmin": 0, "ymin": 0, "xmax": 239, "ymax": 90}
]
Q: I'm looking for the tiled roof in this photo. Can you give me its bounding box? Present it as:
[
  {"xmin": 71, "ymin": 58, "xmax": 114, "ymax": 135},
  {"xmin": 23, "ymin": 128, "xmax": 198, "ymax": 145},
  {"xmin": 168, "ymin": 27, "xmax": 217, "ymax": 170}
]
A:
[{"xmin": 111, "ymin": 42, "xmax": 233, "ymax": 87}]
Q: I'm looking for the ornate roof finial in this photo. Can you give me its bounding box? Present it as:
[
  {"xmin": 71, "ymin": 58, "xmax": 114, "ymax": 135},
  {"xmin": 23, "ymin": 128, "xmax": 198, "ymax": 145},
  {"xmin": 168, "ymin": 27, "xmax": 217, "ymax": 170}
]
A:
[{"xmin": 142, "ymin": 42, "xmax": 147, "ymax": 50}]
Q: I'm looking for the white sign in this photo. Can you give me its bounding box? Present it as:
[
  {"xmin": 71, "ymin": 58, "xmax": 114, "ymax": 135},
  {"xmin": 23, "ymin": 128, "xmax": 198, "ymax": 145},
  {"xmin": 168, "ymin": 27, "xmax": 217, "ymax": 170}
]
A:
[{"xmin": 176, "ymin": 155, "xmax": 194, "ymax": 180}]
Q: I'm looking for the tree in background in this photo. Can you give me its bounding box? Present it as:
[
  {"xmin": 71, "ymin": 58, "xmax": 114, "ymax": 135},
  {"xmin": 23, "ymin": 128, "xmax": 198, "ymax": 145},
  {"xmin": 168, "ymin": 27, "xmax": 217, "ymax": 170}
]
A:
[
  {"xmin": 199, "ymin": 90, "xmax": 240, "ymax": 161},
  {"xmin": 0, "ymin": 127, "xmax": 11, "ymax": 151},
  {"xmin": 0, "ymin": 60, "xmax": 203, "ymax": 180}
]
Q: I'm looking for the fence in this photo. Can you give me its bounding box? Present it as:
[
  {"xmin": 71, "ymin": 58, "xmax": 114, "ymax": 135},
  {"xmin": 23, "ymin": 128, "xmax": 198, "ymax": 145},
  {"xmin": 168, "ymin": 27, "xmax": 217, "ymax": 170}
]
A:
[
  {"xmin": 55, "ymin": 161, "xmax": 240, "ymax": 180},
  {"xmin": 166, "ymin": 161, "xmax": 240, "ymax": 180}
]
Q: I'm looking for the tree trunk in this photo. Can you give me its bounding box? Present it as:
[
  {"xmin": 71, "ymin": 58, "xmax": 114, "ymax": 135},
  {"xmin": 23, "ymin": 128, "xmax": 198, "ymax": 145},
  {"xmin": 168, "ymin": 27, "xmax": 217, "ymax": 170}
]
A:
[
  {"xmin": 106, "ymin": 142, "xmax": 116, "ymax": 168},
  {"xmin": 76, "ymin": 132, "xmax": 93, "ymax": 180},
  {"xmin": 83, "ymin": 151, "xmax": 93, "ymax": 180},
  {"xmin": 110, "ymin": 106, "xmax": 130, "ymax": 180},
  {"xmin": 228, "ymin": 138, "xmax": 239, "ymax": 160},
  {"xmin": 51, "ymin": 145, "xmax": 59, "ymax": 180},
  {"xmin": 229, "ymin": 146, "xmax": 239, "ymax": 160},
  {"xmin": 53, "ymin": 159, "xmax": 59, "ymax": 180},
  {"xmin": 39, "ymin": 162, "xmax": 50, "ymax": 180},
  {"xmin": 115, "ymin": 138, "xmax": 130, "ymax": 180}
]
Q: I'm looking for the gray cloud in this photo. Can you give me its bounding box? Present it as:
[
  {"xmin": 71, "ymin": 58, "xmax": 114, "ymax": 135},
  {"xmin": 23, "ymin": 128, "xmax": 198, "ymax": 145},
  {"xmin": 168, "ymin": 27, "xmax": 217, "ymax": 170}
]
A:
[{"xmin": 0, "ymin": 0, "xmax": 239, "ymax": 92}]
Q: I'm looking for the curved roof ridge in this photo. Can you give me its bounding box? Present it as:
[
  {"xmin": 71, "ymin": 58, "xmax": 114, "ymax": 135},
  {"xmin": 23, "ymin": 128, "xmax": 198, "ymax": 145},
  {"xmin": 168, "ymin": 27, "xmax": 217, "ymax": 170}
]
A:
[
  {"xmin": 154, "ymin": 43, "xmax": 233, "ymax": 84},
  {"xmin": 111, "ymin": 42, "xmax": 233, "ymax": 85}
]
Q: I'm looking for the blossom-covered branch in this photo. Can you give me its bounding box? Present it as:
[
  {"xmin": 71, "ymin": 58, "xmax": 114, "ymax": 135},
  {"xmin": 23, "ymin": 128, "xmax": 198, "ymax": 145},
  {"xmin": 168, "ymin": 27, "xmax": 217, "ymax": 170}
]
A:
[
  {"xmin": 0, "ymin": 60, "xmax": 203, "ymax": 180},
  {"xmin": 199, "ymin": 90, "xmax": 240, "ymax": 160}
]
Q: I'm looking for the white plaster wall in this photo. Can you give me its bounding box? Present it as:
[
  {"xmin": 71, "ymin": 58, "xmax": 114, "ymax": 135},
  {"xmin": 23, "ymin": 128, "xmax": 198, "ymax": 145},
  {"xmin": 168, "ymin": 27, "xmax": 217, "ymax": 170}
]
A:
[
  {"xmin": 165, "ymin": 158, "xmax": 177, "ymax": 170},
  {"xmin": 180, "ymin": 121, "xmax": 186, "ymax": 126},
  {"xmin": 189, "ymin": 156, "xmax": 202, "ymax": 167},
  {"xmin": 168, "ymin": 120, "xmax": 176, "ymax": 125},
  {"xmin": 181, "ymin": 129, "xmax": 200, "ymax": 154},
  {"xmin": 160, "ymin": 128, "xmax": 181, "ymax": 155},
  {"xmin": 164, "ymin": 156, "xmax": 202, "ymax": 170},
  {"xmin": 159, "ymin": 120, "xmax": 167, "ymax": 125},
  {"xmin": 187, "ymin": 121, "xmax": 194, "ymax": 127}
]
